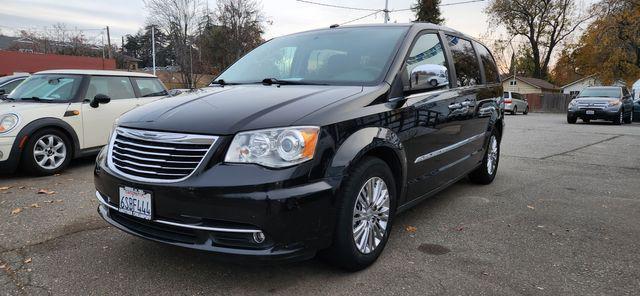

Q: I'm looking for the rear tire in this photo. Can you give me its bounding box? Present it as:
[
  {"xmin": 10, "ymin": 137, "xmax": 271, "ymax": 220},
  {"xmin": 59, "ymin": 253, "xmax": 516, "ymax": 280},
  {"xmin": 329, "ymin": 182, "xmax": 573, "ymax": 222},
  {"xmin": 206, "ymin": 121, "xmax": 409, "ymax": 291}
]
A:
[
  {"xmin": 468, "ymin": 129, "xmax": 500, "ymax": 185},
  {"xmin": 21, "ymin": 128, "xmax": 72, "ymax": 176},
  {"xmin": 613, "ymin": 110, "xmax": 623, "ymax": 125},
  {"xmin": 567, "ymin": 115, "xmax": 577, "ymax": 124},
  {"xmin": 511, "ymin": 106, "xmax": 517, "ymax": 115},
  {"xmin": 523, "ymin": 106, "xmax": 529, "ymax": 115},
  {"xmin": 623, "ymin": 109, "xmax": 632, "ymax": 124},
  {"xmin": 322, "ymin": 157, "xmax": 396, "ymax": 271}
]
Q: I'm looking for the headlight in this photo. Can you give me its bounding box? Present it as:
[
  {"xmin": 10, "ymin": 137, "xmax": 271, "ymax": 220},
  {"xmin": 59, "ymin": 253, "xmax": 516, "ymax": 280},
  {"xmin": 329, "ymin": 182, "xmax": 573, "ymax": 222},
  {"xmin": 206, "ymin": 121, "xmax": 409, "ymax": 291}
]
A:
[
  {"xmin": 608, "ymin": 99, "xmax": 621, "ymax": 107},
  {"xmin": 0, "ymin": 113, "xmax": 19, "ymax": 134},
  {"xmin": 568, "ymin": 100, "xmax": 577, "ymax": 108},
  {"xmin": 225, "ymin": 126, "xmax": 319, "ymax": 168}
]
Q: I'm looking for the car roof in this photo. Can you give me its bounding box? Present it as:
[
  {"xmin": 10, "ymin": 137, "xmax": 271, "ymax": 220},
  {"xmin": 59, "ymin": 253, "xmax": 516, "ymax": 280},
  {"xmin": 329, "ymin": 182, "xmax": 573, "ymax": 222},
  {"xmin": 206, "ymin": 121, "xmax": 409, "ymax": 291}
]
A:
[
  {"xmin": 0, "ymin": 74, "xmax": 29, "ymax": 83},
  {"xmin": 282, "ymin": 22, "xmax": 473, "ymax": 42},
  {"xmin": 34, "ymin": 69, "xmax": 157, "ymax": 78}
]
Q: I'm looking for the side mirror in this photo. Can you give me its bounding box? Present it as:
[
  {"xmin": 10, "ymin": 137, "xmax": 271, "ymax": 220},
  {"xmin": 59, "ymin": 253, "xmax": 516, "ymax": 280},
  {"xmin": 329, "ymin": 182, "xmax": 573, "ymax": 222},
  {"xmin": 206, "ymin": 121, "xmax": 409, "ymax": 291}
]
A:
[
  {"xmin": 90, "ymin": 94, "xmax": 111, "ymax": 108},
  {"xmin": 409, "ymin": 64, "xmax": 448, "ymax": 91}
]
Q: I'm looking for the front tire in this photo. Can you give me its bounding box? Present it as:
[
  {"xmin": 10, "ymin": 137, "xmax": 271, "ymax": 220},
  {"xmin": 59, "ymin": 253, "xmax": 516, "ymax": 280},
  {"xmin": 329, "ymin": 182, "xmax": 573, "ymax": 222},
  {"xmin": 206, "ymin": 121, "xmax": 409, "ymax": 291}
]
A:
[
  {"xmin": 468, "ymin": 130, "xmax": 500, "ymax": 185},
  {"xmin": 21, "ymin": 128, "xmax": 72, "ymax": 176},
  {"xmin": 613, "ymin": 109, "xmax": 623, "ymax": 125},
  {"xmin": 322, "ymin": 157, "xmax": 396, "ymax": 271},
  {"xmin": 567, "ymin": 115, "xmax": 577, "ymax": 124}
]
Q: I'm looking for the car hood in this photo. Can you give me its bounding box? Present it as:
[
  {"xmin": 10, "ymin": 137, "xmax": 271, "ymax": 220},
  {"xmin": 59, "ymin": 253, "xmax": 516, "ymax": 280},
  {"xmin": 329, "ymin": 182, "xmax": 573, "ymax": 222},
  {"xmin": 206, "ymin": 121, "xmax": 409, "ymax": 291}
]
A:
[
  {"xmin": 118, "ymin": 85, "xmax": 364, "ymax": 135},
  {"xmin": 0, "ymin": 101, "xmax": 67, "ymax": 113}
]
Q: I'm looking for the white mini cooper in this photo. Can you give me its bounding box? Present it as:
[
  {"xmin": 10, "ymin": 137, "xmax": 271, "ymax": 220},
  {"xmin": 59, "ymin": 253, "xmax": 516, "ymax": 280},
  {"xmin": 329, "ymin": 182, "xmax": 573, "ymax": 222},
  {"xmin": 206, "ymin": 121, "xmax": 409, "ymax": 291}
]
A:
[{"xmin": 0, "ymin": 70, "xmax": 168, "ymax": 175}]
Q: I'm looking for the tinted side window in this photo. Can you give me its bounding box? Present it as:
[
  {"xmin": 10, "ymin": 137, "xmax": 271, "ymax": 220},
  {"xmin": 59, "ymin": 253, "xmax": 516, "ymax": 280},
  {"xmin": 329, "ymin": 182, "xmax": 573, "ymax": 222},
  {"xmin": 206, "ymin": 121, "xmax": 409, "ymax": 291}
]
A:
[
  {"xmin": 86, "ymin": 76, "xmax": 135, "ymax": 100},
  {"xmin": 622, "ymin": 87, "xmax": 630, "ymax": 97},
  {"xmin": 405, "ymin": 33, "xmax": 449, "ymax": 91},
  {"xmin": 512, "ymin": 93, "xmax": 523, "ymax": 100},
  {"xmin": 475, "ymin": 43, "xmax": 500, "ymax": 84},
  {"xmin": 446, "ymin": 35, "xmax": 481, "ymax": 87},
  {"xmin": 133, "ymin": 78, "xmax": 168, "ymax": 97},
  {"xmin": 0, "ymin": 79, "xmax": 24, "ymax": 94}
]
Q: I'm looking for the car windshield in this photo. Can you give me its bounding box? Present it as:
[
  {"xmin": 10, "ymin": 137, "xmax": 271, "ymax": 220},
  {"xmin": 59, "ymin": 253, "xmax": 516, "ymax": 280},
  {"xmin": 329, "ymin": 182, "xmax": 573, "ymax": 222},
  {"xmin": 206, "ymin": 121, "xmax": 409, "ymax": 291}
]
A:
[
  {"xmin": 577, "ymin": 87, "xmax": 621, "ymax": 98},
  {"xmin": 216, "ymin": 27, "xmax": 409, "ymax": 86},
  {"xmin": 7, "ymin": 74, "xmax": 82, "ymax": 102}
]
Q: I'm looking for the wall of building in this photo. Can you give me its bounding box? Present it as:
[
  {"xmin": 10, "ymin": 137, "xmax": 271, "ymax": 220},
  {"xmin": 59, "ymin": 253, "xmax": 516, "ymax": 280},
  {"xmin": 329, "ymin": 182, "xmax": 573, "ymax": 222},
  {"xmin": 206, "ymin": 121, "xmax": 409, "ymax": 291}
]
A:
[
  {"xmin": 0, "ymin": 51, "xmax": 115, "ymax": 76},
  {"xmin": 562, "ymin": 77, "xmax": 602, "ymax": 95},
  {"xmin": 502, "ymin": 80, "xmax": 542, "ymax": 95}
]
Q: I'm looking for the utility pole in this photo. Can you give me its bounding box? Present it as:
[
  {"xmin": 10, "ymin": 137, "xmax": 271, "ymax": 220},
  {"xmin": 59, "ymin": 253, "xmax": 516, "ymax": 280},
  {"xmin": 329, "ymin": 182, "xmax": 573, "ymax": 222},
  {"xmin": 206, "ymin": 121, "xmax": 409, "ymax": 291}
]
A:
[
  {"xmin": 151, "ymin": 26, "xmax": 156, "ymax": 76},
  {"xmin": 106, "ymin": 26, "xmax": 112, "ymax": 59},
  {"xmin": 384, "ymin": 0, "xmax": 389, "ymax": 23}
]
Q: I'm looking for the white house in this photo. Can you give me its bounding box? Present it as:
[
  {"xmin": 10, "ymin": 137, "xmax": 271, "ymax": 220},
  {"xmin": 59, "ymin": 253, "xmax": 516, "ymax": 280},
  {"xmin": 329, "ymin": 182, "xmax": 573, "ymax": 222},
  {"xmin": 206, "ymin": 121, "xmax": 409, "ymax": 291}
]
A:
[{"xmin": 561, "ymin": 75, "xmax": 602, "ymax": 97}]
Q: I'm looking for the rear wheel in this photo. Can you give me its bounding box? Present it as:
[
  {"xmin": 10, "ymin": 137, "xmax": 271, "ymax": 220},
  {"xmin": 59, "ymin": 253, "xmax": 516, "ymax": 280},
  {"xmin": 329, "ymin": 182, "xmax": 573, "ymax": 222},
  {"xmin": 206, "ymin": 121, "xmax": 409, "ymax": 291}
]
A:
[
  {"xmin": 623, "ymin": 109, "xmax": 632, "ymax": 124},
  {"xmin": 613, "ymin": 110, "xmax": 623, "ymax": 125},
  {"xmin": 322, "ymin": 157, "xmax": 396, "ymax": 271},
  {"xmin": 567, "ymin": 115, "xmax": 577, "ymax": 124},
  {"xmin": 21, "ymin": 128, "xmax": 72, "ymax": 176},
  {"xmin": 511, "ymin": 106, "xmax": 517, "ymax": 115},
  {"xmin": 523, "ymin": 106, "xmax": 529, "ymax": 115},
  {"xmin": 468, "ymin": 129, "xmax": 500, "ymax": 185}
]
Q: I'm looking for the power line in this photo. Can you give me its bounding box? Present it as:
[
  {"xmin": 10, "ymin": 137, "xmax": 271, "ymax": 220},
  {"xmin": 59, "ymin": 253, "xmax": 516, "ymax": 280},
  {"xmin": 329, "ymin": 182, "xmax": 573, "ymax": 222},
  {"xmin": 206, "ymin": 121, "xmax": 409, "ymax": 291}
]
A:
[
  {"xmin": 296, "ymin": 0, "xmax": 379, "ymax": 11},
  {"xmin": 341, "ymin": 10, "xmax": 384, "ymax": 25}
]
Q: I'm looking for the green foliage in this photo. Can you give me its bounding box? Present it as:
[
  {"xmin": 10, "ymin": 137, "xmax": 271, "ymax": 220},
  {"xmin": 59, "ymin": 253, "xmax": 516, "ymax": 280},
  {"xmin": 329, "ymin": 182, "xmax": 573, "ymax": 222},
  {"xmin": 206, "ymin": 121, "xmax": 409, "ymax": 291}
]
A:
[{"xmin": 413, "ymin": 0, "xmax": 444, "ymax": 24}]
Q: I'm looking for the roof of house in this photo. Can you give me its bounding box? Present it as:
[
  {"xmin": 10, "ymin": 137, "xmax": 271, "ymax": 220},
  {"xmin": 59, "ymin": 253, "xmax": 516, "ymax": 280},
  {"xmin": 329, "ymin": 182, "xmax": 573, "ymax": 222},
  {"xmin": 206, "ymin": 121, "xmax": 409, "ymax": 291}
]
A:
[
  {"xmin": 502, "ymin": 75, "xmax": 559, "ymax": 90},
  {"xmin": 36, "ymin": 69, "xmax": 156, "ymax": 77},
  {"xmin": 0, "ymin": 36, "xmax": 19, "ymax": 50},
  {"xmin": 561, "ymin": 74, "xmax": 598, "ymax": 89}
]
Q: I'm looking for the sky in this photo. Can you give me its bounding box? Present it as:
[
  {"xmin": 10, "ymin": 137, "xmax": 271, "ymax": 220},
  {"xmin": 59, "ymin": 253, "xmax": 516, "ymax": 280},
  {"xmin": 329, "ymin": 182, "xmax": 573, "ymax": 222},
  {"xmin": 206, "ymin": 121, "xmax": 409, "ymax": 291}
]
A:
[{"xmin": 0, "ymin": 0, "xmax": 493, "ymax": 42}]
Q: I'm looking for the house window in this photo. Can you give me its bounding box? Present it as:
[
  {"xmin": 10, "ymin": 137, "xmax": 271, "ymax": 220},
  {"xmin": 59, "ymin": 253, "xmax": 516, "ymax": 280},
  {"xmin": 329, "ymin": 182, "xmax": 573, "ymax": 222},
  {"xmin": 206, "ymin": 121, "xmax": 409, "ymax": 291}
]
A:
[{"xmin": 509, "ymin": 80, "xmax": 517, "ymax": 86}]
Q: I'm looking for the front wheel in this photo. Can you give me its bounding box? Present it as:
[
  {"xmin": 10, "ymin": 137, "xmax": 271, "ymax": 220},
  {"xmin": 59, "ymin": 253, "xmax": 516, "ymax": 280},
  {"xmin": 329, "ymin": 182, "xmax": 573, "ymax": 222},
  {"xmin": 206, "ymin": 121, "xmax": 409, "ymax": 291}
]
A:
[
  {"xmin": 21, "ymin": 129, "xmax": 72, "ymax": 176},
  {"xmin": 468, "ymin": 130, "xmax": 500, "ymax": 185},
  {"xmin": 322, "ymin": 157, "xmax": 396, "ymax": 271},
  {"xmin": 613, "ymin": 110, "xmax": 623, "ymax": 125},
  {"xmin": 567, "ymin": 115, "xmax": 577, "ymax": 124}
]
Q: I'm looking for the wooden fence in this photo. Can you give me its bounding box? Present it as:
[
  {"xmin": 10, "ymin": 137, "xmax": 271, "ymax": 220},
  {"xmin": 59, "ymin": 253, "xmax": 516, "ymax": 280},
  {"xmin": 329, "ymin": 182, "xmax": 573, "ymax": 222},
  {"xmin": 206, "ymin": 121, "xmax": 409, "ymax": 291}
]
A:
[{"xmin": 525, "ymin": 93, "xmax": 573, "ymax": 113}]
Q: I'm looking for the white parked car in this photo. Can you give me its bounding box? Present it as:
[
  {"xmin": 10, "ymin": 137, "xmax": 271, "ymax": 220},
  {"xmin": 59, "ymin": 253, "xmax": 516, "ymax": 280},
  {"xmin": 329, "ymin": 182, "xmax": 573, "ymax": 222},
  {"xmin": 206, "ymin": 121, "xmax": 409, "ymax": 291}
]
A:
[
  {"xmin": 503, "ymin": 91, "xmax": 529, "ymax": 115},
  {"xmin": 0, "ymin": 70, "xmax": 168, "ymax": 175}
]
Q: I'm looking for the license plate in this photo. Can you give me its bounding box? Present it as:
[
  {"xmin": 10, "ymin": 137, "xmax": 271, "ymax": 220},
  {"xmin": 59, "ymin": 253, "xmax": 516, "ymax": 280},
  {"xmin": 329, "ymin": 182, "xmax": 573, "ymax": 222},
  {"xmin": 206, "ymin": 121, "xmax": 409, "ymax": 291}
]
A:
[
  {"xmin": 119, "ymin": 186, "xmax": 152, "ymax": 220},
  {"xmin": 586, "ymin": 110, "xmax": 595, "ymax": 115}
]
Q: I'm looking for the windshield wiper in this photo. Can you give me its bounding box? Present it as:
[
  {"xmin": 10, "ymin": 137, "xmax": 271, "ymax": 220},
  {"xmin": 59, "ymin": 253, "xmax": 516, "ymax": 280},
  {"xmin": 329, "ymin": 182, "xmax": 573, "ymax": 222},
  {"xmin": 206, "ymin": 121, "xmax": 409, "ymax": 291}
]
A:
[
  {"xmin": 19, "ymin": 97, "xmax": 49, "ymax": 102},
  {"xmin": 0, "ymin": 96, "xmax": 14, "ymax": 102},
  {"xmin": 261, "ymin": 78, "xmax": 328, "ymax": 86}
]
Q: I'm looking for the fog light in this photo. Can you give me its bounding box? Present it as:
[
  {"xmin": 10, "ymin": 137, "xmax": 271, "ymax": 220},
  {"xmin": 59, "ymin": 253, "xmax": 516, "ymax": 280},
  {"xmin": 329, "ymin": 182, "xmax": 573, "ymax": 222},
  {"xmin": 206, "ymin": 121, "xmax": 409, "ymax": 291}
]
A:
[{"xmin": 253, "ymin": 231, "xmax": 265, "ymax": 243}]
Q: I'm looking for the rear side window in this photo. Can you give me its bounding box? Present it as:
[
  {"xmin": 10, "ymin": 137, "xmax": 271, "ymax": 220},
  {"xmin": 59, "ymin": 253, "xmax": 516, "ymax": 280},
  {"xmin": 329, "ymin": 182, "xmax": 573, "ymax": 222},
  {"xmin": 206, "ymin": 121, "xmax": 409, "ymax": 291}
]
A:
[
  {"xmin": 475, "ymin": 43, "xmax": 500, "ymax": 84},
  {"xmin": 133, "ymin": 78, "xmax": 168, "ymax": 97},
  {"xmin": 446, "ymin": 35, "xmax": 481, "ymax": 87},
  {"xmin": 86, "ymin": 76, "xmax": 135, "ymax": 100},
  {"xmin": 404, "ymin": 33, "xmax": 449, "ymax": 91}
]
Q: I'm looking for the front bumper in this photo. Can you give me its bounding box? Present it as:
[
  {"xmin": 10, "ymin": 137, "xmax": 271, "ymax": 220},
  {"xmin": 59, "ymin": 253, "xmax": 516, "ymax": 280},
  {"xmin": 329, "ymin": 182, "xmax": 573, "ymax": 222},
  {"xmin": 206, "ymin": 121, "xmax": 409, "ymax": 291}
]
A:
[
  {"xmin": 94, "ymin": 153, "xmax": 339, "ymax": 262},
  {"xmin": 568, "ymin": 108, "xmax": 619, "ymax": 120},
  {"xmin": 0, "ymin": 136, "xmax": 18, "ymax": 174}
]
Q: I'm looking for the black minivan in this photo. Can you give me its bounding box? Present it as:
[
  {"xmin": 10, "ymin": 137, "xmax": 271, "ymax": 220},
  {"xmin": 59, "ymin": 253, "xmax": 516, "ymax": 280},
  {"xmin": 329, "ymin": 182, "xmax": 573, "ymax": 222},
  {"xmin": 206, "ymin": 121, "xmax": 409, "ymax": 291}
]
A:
[{"xmin": 94, "ymin": 23, "xmax": 504, "ymax": 270}]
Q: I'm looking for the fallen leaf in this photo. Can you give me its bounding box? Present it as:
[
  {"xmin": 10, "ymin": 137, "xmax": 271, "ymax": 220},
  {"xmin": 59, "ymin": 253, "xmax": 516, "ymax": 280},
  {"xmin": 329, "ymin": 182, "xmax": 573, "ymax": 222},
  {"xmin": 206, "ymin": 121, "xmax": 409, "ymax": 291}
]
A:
[
  {"xmin": 37, "ymin": 189, "xmax": 56, "ymax": 195},
  {"xmin": 10, "ymin": 208, "xmax": 22, "ymax": 215},
  {"xmin": 527, "ymin": 205, "xmax": 535, "ymax": 210},
  {"xmin": 43, "ymin": 200, "xmax": 54, "ymax": 203},
  {"xmin": 23, "ymin": 258, "xmax": 32, "ymax": 264},
  {"xmin": 0, "ymin": 264, "xmax": 5, "ymax": 269},
  {"xmin": 54, "ymin": 173, "xmax": 61, "ymax": 176},
  {"xmin": 455, "ymin": 225, "xmax": 465, "ymax": 232},
  {"xmin": 18, "ymin": 186, "xmax": 26, "ymax": 189},
  {"xmin": 30, "ymin": 203, "xmax": 40, "ymax": 208},
  {"xmin": 405, "ymin": 225, "xmax": 417, "ymax": 233},
  {"xmin": 0, "ymin": 186, "xmax": 11, "ymax": 190},
  {"xmin": 55, "ymin": 199, "xmax": 63, "ymax": 203}
]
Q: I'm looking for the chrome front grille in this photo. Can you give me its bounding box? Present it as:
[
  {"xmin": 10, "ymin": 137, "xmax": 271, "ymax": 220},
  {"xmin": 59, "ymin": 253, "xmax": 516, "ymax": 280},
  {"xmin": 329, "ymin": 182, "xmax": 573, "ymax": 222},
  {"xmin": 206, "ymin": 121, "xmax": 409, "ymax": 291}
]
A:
[
  {"xmin": 577, "ymin": 102, "xmax": 608, "ymax": 110},
  {"xmin": 107, "ymin": 127, "xmax": 218, "ymax": 182}
]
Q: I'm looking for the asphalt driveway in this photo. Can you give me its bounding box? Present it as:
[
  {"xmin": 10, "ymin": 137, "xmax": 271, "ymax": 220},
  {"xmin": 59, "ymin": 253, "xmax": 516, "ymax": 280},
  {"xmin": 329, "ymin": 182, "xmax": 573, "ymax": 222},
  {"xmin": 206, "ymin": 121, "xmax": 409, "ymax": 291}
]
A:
[{"xmin": 1, "ymin": 113, "xmax": 639, "ymax": 295}]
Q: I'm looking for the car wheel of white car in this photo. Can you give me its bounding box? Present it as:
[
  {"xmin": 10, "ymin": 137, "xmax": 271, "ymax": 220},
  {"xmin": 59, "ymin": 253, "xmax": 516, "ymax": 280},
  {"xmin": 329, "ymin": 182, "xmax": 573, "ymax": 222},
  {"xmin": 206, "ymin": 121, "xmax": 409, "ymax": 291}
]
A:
[{"xmin": 22, "ymin": 128, "xmax": 72, "ymax": 176}]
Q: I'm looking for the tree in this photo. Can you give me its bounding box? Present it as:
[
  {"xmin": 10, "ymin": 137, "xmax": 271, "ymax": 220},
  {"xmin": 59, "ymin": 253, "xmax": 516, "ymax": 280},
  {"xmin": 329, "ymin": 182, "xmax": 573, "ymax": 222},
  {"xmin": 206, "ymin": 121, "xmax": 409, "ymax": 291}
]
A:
[
  {"xmin": 413, "ymin": 0, "xmax": 444, "ymax": 24},
  {"xmin": 214, "ymin": 0, "xmax": 266, "ymax": 64},
  {"xmin": 570, "ymin": 0, "xmax": 639, "ymax": 85},
  {"xmin": 486, "ymin": 0, "xmax": 590, "ymax": 79},
  {"xmin": 145, "ymin": 0, "xmax": 205, "ymax": 88}
]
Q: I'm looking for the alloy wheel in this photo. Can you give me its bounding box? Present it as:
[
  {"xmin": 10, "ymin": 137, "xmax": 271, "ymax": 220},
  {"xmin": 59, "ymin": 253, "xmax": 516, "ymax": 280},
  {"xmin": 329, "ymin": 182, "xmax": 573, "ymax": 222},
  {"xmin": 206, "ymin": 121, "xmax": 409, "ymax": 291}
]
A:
[
  {"xmin": 486, "ymin": 135, "xmax": 498, "ymax": 175},
  {"xmin": 352, "ymin": 177, "xmax": 390, "ymax": 254},
  {"xmin": 33, "ymin": 135, "xmax": 67, "ymax": 170}
]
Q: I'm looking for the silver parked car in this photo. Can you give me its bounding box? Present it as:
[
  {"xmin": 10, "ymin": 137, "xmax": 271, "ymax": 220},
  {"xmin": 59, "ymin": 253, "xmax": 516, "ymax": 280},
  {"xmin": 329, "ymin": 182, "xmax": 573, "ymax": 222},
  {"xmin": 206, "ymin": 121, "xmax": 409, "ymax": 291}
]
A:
[{"xmin": 503, "ymin": 91, "xmax": 529, "ymax": 115}]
